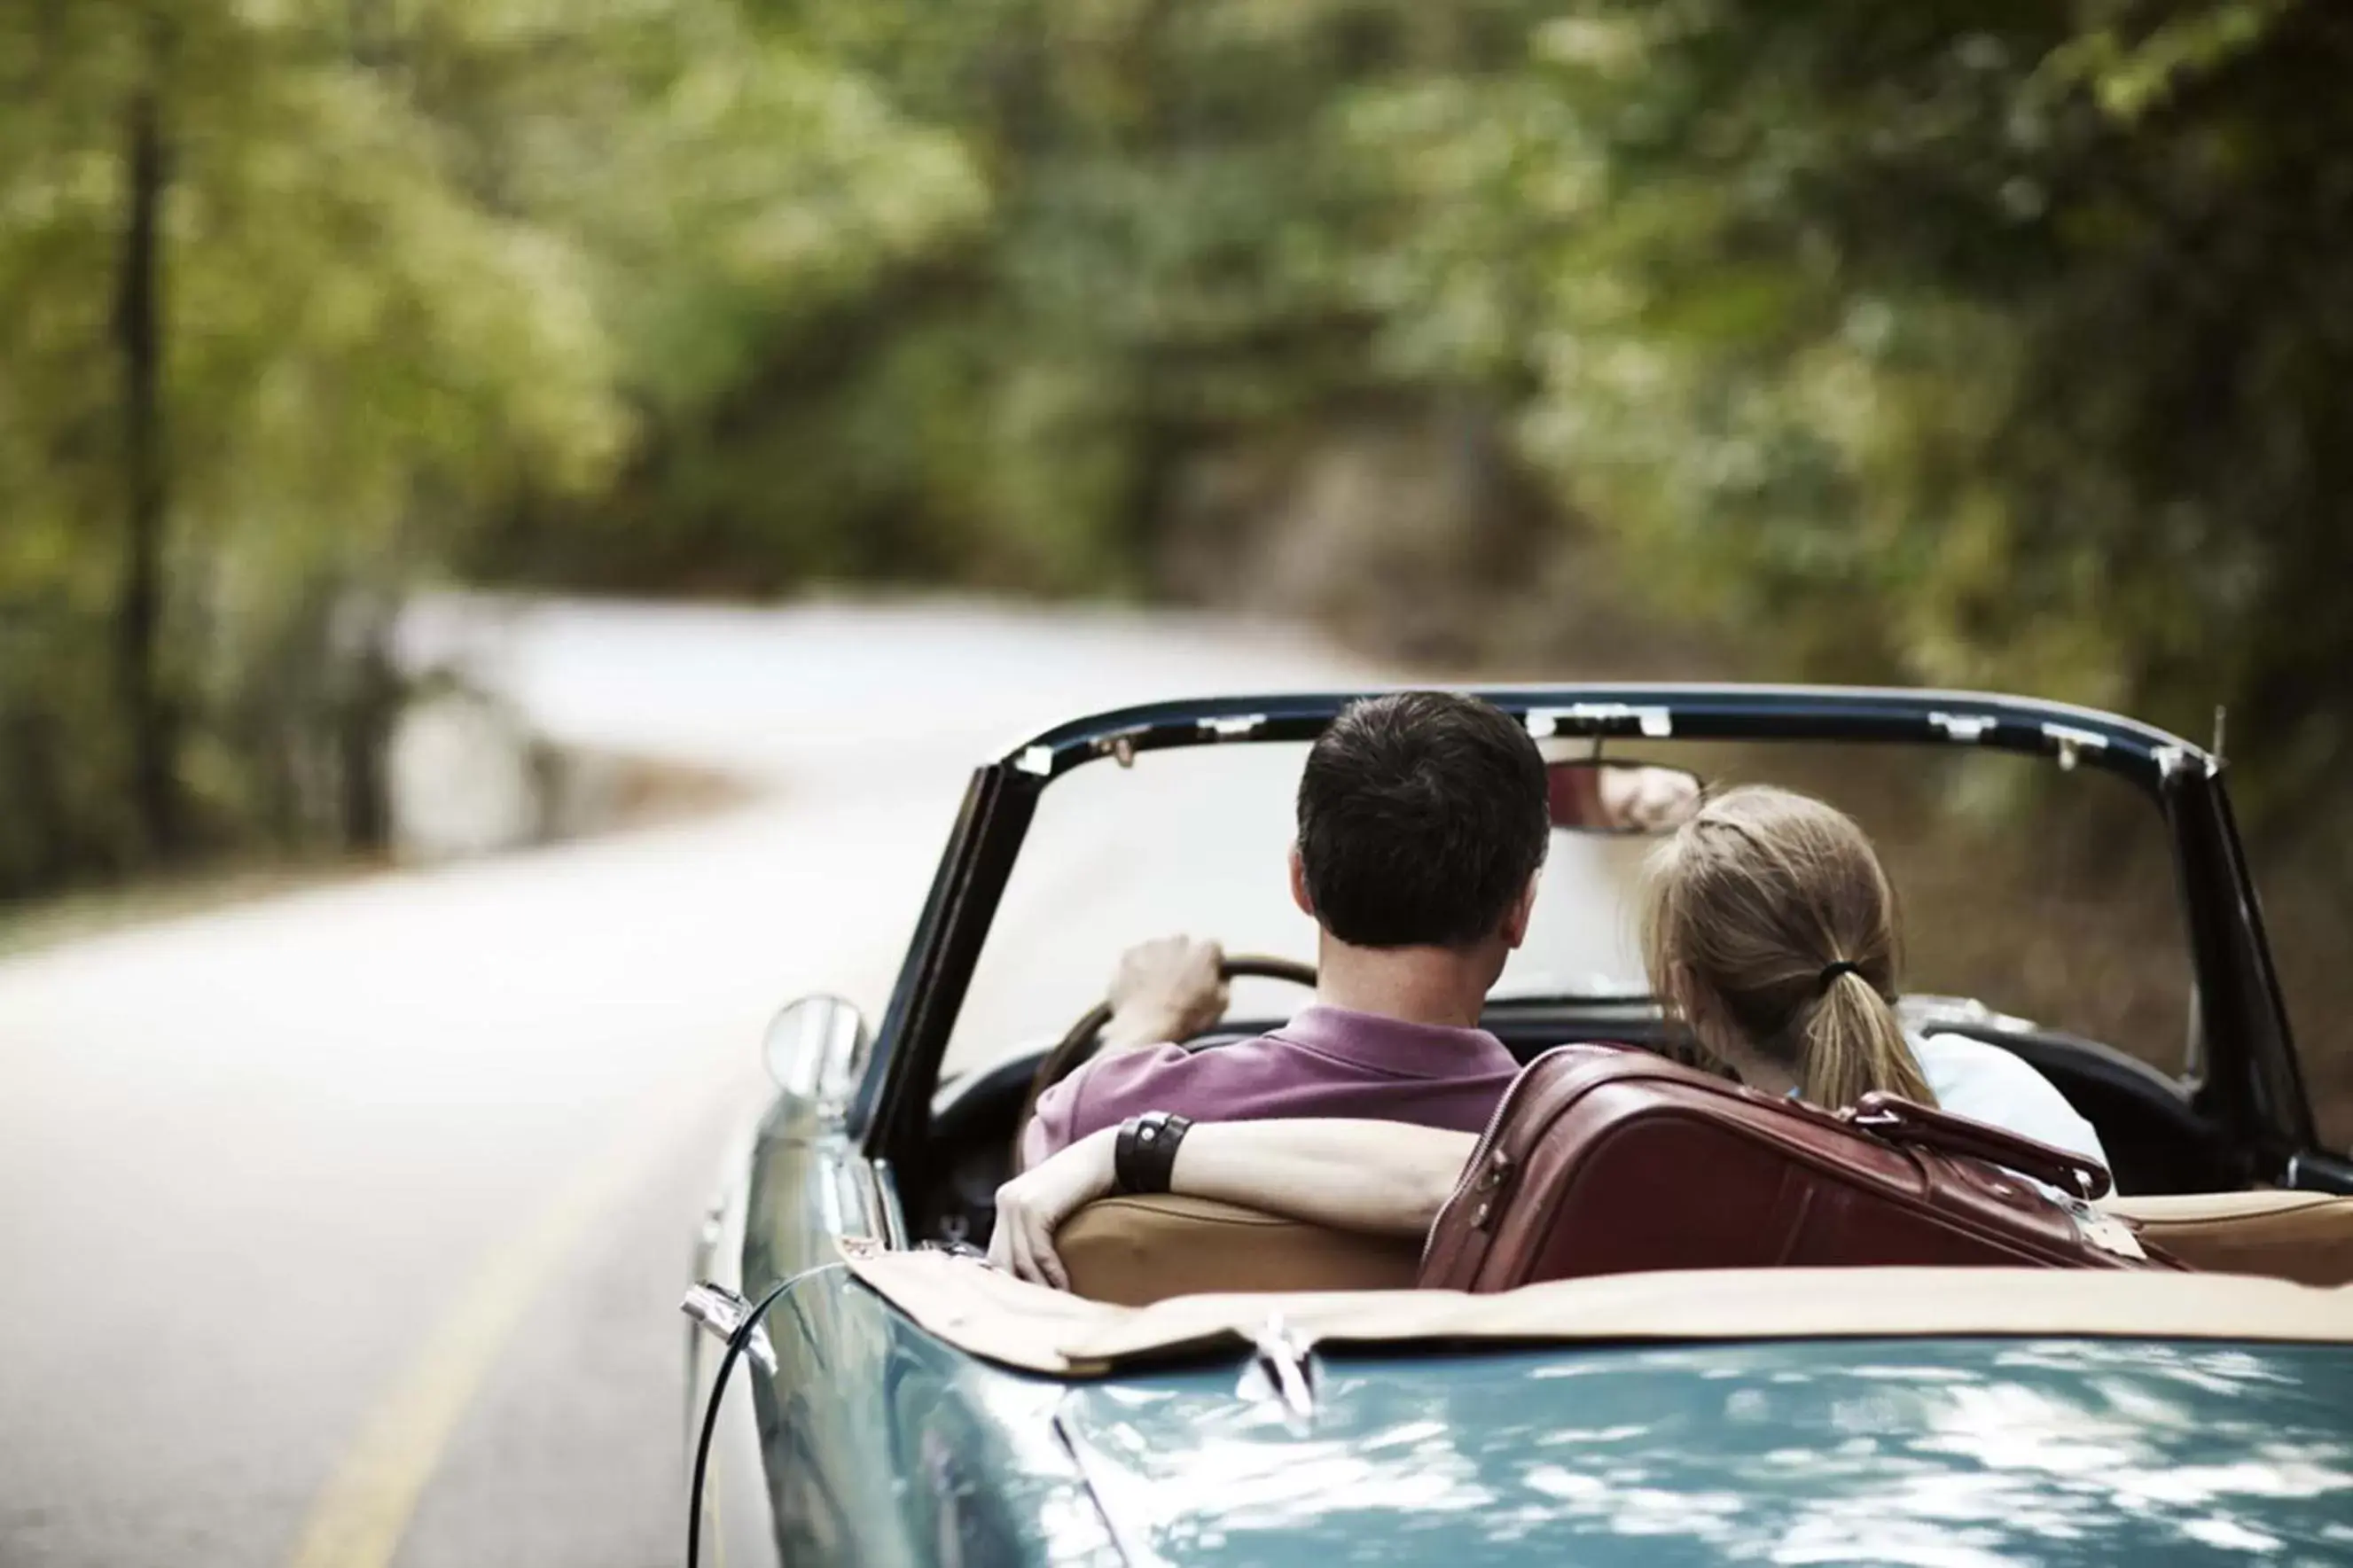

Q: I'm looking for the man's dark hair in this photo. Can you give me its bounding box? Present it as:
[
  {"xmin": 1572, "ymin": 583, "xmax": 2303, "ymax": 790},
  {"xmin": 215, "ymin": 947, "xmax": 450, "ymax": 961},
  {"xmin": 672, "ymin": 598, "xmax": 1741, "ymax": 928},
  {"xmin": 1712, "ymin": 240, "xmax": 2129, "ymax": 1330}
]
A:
[{"xmin": 1296, "ymin": 690, "xmax": 1549, "ymax": 948}]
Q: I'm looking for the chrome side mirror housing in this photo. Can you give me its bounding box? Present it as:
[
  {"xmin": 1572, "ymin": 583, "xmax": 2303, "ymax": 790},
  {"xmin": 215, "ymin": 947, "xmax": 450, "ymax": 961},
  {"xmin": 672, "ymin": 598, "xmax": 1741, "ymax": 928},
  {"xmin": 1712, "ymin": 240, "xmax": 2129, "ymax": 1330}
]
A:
[{"xmin": 762, "ymin": 995, "xmax": 872, "ymax": 1105}]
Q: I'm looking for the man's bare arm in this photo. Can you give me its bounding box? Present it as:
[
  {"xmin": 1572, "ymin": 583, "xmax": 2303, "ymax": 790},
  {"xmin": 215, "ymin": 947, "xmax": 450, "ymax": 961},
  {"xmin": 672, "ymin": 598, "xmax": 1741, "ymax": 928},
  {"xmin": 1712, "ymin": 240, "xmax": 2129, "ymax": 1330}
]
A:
[{"xmin": 989, "ymin": 1119, "xmax": 1474, "ymax": 1289}]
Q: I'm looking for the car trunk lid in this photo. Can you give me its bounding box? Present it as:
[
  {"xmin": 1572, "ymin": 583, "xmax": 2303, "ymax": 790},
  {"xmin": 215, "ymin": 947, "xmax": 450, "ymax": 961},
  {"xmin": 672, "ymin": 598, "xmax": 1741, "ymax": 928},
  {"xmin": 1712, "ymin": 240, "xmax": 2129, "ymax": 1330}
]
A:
[{"xmin": 1051, "ymin": 1337, "xmax": 2353, "ymax": 1564}]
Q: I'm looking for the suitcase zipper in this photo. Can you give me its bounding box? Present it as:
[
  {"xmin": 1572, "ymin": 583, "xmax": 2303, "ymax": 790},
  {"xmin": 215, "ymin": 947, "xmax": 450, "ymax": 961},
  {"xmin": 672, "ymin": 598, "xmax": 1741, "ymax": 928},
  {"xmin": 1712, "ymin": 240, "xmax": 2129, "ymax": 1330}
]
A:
[
  {"xmin": 1427, "ymin": 1049, "xmax": 1556, "ymax": 1258},
  {"xmin": 1469, "ymin": 1150, "xmax": 1514, "ymax": 1229}
]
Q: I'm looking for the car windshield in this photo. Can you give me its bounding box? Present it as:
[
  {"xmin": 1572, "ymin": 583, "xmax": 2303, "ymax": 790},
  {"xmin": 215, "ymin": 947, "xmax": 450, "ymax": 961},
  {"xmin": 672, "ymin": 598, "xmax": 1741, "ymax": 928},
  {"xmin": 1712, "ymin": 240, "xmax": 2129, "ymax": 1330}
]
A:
[{"xmin": 940, "ymin": 734, "xmax": 2194, "ymax": 1080}]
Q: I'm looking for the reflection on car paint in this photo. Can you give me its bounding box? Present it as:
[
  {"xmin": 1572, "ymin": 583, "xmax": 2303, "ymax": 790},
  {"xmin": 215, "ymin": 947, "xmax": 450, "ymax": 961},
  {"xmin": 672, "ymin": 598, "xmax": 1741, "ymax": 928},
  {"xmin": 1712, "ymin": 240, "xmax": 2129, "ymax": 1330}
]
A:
[
  {"xmin": 743, "ymin": 1263, "xmax": 1124, "ymax": 1566},
  {"xmin": 1048, "ymin": 1338, "xmax": 2353, "ymax": 1564}
]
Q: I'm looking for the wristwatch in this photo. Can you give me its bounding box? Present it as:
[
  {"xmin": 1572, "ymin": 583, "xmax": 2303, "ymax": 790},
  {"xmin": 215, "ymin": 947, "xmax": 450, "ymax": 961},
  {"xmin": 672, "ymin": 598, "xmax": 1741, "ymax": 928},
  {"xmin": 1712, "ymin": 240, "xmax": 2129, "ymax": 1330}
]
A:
[{"xmin": 1113, "ymin": 1111, "xmax": 1192, "ymax": 1195}]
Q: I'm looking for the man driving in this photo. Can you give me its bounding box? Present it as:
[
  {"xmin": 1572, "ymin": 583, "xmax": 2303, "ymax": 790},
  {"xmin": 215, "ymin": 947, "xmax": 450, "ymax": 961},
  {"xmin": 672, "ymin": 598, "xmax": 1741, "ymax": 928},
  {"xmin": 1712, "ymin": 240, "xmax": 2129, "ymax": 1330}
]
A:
[{"xmin": 1021, "ymin": 690, "xmax": 1566, "ymax": 1166}]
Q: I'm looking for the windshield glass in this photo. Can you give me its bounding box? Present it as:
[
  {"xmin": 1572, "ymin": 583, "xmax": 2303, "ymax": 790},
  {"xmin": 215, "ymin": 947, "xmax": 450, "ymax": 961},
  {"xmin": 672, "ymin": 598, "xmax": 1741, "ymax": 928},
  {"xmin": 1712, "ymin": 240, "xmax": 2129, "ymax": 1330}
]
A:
[{"xmin": 940, "ymin": 735, "xmax": 2193, "ymax": 1080}]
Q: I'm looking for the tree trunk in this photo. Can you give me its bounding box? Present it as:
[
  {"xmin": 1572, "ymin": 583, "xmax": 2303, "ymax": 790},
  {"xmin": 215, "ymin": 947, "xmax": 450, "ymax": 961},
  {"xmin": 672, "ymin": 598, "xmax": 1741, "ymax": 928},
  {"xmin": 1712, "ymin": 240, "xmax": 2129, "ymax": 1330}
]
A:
[
  {"xmin": 338, "ymin": 605, "xmax": 400, "ymax": 852},
  {"xmin": 114, "ymin": 83, "xmax": 178, "ymax": 856}
]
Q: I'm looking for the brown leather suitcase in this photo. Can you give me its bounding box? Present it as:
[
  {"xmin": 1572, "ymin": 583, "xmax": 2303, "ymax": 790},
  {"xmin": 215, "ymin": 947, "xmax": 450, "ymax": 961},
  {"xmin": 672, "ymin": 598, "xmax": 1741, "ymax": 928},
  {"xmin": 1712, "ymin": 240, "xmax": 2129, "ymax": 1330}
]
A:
[{"xmin": 1420, "ymin": 1045, "xmax": 2182, "ymax": 1291}]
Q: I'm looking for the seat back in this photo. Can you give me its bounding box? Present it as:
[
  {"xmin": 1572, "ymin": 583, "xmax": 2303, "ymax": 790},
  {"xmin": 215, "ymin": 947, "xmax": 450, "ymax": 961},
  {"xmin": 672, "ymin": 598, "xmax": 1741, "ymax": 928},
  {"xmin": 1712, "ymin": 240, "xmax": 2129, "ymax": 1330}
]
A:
[
  {"xmin": 2104, "ymin": 1190, "xmax": 2353, "ymax": 1287},
  {"xmin": 1055, "ymin": 1189, "xmax": 2353, "ymax": 1306},
  {"xmin": 1056, "ymin": 1194, "xmax": 1419, "ymax": 1306}
]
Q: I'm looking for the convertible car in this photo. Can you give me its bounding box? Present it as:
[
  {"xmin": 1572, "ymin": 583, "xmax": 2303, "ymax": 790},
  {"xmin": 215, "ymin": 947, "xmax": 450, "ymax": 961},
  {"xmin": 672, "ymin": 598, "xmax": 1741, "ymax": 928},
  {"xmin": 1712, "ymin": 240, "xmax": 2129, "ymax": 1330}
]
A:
[{"xmin": 682, "ymin": 685, "xmax": 2353, "ymax": 1565}]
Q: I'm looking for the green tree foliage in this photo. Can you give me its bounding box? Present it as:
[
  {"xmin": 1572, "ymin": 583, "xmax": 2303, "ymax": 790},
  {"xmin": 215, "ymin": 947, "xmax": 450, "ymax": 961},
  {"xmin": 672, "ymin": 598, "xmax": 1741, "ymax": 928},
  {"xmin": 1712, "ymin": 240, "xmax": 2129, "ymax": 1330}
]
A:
[
  {"xmin": 560, "ymin": 0, "xmax": 2353, "ymax": 806},
  {"xmin": 11, "ymin": 0, "xmax": 2351, "ymax": 906},
  {"xmin": 1347, "ymin": 0, "xmax": 2353, "ymax": 812},
  {"xmin": 490, "ymin": 0, "xmax": 1554, "ymax": 594},
  {"xmin": 500, "ymin": 0, "xmax": 2353, "ymax": 819},
  {"xmin": 0, "ymin": 0, "xmax": 974, "ymax": 895}
]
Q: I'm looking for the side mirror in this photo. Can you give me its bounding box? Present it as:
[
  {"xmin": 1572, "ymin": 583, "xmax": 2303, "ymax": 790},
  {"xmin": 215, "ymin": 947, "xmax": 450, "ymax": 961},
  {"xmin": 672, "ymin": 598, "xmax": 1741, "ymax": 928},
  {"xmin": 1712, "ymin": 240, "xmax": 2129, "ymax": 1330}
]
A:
[
  {"xmin": 1546, "ymin": 760, "xmax": 1705, "ymax": 835},
  {"xmin": 762, "ymin": 995, "xmax": 872, "ymax": 1104}
]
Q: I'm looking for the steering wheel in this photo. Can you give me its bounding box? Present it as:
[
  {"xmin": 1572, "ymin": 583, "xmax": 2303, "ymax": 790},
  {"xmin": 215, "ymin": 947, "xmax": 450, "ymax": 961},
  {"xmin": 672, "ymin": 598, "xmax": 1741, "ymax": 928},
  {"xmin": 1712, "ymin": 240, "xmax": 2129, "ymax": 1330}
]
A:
[{"xmin": 1010, "ymin": 955, "xmax": 1318, "ymax": 1169}]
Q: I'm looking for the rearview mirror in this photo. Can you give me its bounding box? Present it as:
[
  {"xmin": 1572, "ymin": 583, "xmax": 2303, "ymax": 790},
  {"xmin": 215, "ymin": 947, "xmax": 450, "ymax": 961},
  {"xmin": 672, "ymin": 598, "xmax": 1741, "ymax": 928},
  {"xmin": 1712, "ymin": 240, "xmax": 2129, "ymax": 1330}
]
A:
[
  {"xmin": 762, "ymin": 994, "xmax": 872, "ymax": 1104},
  {"xmin": 1546, "ymin": 760, "xmax": 1704, "ymax": 835}
]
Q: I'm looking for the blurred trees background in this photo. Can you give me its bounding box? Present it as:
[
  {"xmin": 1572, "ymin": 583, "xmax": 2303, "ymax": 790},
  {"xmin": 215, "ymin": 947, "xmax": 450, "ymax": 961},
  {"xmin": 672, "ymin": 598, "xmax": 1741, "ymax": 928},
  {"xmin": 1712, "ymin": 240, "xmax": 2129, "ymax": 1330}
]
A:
[
  {"xmin": 0, "ymin": 0, "xmax": 976, "ymax": 892},
  {"xmin": 5, "ymin": 0, "xmax": 2350, "ymax": 930}
]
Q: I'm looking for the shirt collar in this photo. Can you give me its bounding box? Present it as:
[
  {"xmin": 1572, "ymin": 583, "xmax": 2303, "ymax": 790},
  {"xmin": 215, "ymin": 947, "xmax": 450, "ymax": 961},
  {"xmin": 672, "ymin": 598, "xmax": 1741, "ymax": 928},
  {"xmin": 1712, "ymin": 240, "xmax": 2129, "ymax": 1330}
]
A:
[{"xmin": 1272, "ymin": 1002, "xmax": 1518, "ymax": 1080}]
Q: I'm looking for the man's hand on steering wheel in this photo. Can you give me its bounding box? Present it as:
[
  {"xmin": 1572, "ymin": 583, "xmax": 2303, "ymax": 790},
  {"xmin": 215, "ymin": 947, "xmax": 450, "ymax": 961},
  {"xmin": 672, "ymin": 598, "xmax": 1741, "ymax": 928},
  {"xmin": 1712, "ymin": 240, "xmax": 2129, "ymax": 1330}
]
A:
[
  {"xmin": 1011, "ymin": 942, "xmax": 1317, "ymax": 1171},
  {"xmin": 1102, "ymin": 936, "xmax": 1228, "ymax": 1053}
]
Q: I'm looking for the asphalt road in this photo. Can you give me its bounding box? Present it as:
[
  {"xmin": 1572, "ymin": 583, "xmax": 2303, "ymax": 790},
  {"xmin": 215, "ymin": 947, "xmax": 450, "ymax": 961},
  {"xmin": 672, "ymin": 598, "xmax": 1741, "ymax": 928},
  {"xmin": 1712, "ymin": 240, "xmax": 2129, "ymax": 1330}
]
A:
[{"xmin": 0, "ymin": 599, "xmax": 1374, "ymax": 1568}]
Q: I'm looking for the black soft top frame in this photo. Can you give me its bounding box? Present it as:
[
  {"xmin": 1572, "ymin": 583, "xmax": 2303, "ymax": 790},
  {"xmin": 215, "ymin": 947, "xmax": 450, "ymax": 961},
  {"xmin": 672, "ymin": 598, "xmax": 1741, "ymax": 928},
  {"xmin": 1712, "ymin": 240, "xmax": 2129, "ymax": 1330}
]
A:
[{"xmin": 995, "ymin": 683, "xmax": 2214, "ymax": 791}]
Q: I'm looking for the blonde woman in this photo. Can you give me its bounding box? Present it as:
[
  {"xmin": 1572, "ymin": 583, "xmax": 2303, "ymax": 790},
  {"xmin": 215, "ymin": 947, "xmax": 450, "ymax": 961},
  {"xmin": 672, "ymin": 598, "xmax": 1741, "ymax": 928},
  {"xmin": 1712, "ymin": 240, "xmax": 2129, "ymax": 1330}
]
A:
[
  {"xmin": 1640, "ymin": 784, "xmax": 2102, "ymax": 1151},
  {"xmin": 992, "ymin": 785, "xmax": 2106, "ymax": 1288}
]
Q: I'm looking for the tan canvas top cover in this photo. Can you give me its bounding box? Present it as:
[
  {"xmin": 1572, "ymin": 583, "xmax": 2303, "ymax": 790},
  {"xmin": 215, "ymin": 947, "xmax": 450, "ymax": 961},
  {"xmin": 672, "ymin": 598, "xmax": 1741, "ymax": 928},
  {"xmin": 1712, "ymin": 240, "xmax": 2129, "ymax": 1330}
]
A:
[{"xmin": 835, "ymin": 1236, "xmax": 2353, "ymax": 1378}]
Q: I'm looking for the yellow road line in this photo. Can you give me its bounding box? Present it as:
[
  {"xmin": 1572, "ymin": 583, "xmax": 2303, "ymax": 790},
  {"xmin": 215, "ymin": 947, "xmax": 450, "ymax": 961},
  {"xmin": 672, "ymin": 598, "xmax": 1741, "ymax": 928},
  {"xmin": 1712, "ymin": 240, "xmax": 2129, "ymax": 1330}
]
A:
[{"xmin": 285, "ymin": 1073, "xmax": 734, "ymax": 1568}]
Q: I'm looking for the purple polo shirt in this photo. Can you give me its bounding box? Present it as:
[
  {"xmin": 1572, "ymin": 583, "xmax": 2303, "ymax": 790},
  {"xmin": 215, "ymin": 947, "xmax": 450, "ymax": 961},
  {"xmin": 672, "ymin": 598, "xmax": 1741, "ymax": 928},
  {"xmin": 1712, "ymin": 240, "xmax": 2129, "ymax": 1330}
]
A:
[{"xmin": 1020, "ymin": 1002, "xmax": 1520, "ymax": 1166}]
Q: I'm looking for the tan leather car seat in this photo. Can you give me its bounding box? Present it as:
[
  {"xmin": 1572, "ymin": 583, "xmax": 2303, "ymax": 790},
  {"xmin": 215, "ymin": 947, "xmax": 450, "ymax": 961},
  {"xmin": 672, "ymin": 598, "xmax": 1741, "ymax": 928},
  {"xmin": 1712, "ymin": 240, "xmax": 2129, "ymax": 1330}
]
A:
[
  {"xmin": 2104, "ymin": 1190, "xmax": 2353, "ymax": 1286},
  {"xmin": 1057, "ymin": 1195, "xmax": 1419, "ymax": 1306},
  {"xmin": 1055, "ymin": 1190, "xmax": 2353, "ymax": 1307}
]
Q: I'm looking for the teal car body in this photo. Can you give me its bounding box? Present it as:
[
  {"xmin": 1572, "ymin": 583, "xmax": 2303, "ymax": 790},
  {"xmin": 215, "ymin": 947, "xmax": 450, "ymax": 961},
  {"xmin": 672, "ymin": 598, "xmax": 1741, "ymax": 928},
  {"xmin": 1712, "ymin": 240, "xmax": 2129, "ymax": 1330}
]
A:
[
  {"xmin": 684, "ymin": 686, "xmax": 2353, "ymax": 1565},
  {"xmin": 1064, "ymin": 1338, "xmax": 2353, "ymax": 1564},
  {"xmin": 705, "ymin": 1256, "xmax": 2353, "ymax": 1565}
]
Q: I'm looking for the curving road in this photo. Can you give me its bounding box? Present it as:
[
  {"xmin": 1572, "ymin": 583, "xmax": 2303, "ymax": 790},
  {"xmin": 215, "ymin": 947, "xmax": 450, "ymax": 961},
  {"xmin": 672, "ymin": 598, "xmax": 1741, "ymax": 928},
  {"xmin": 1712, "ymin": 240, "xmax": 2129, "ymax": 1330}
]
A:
[{"xmin": 0, "ymin": 599, "xmax": 1378, "ymax": 1568}]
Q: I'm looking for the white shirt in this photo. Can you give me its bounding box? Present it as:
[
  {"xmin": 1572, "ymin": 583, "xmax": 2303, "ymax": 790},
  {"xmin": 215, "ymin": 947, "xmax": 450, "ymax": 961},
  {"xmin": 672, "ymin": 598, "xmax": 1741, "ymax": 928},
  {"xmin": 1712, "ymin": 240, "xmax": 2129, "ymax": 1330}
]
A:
[{"xmin": 1911, "ymin": 1031, "xmax": 2110, "ymax": 1174}]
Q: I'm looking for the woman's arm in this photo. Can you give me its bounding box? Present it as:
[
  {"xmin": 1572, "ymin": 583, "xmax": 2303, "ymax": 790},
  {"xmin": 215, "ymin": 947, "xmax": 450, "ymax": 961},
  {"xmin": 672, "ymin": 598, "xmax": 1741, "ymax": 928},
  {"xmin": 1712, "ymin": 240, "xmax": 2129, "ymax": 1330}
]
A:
[{"xmin": 988, "ymin": 1119, "xmax": 1475, "ymax": 1289}]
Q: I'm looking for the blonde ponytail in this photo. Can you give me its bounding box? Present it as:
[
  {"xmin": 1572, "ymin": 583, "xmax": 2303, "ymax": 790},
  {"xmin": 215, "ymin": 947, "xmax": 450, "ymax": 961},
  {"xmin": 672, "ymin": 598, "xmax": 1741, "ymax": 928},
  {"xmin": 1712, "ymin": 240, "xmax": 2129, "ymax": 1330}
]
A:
[
  {"xmin": 1642, "ymin": 784, "xmax": 1940, "ymax": 1109},
  {"xmin": 1801, "ymin": 968, "xmax": 1935, "ymax": 1108}
]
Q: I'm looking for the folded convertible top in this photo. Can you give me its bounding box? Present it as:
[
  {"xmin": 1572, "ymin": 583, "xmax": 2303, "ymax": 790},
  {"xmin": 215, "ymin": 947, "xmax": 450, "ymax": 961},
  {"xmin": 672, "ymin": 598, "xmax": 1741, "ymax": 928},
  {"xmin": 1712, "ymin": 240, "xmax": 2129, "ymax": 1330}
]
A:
[{"xmin": 835, "ymin": 1237, "xmax": 2353, "ymax": 1377}]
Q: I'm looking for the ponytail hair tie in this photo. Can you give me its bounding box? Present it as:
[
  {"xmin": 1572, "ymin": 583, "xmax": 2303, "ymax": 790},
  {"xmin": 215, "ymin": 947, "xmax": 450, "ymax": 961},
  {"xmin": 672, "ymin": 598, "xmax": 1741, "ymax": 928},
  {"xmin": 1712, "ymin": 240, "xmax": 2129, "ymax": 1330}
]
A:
[{"xmin": 1817, "ymin": 959, "xmax": 1864, "ymax": 994}]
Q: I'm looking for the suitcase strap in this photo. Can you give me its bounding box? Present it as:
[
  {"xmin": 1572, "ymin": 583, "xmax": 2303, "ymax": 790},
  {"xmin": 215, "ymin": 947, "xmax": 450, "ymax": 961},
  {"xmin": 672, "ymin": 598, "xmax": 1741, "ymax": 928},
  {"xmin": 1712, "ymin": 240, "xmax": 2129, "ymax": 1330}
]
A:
[{"xmin": 1843, "ymin": 1091, "xmax": 2113, "ymax": 1199}]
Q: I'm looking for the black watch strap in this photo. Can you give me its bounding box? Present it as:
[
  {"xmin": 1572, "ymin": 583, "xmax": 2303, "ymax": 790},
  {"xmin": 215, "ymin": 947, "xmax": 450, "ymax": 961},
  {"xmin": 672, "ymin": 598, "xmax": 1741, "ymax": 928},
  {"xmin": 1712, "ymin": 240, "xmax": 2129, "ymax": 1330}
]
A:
[{"xmin": 1113, "ymin": 1112, "xmax": 1192, "ymax": 1196}]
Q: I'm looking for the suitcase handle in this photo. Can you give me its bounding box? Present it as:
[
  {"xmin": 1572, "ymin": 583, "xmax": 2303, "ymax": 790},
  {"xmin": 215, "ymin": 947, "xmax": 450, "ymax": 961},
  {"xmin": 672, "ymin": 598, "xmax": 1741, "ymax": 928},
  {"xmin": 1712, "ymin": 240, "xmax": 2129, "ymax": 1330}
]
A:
[{"xmin": 1846, "ymin": 1092, "xmax": 2113, "ymax": 1199}]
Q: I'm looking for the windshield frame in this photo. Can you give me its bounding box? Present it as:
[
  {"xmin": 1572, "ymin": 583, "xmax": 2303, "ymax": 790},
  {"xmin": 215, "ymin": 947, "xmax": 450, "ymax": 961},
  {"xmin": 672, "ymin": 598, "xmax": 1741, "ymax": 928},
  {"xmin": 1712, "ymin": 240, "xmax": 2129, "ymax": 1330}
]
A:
[{"xmin": 855, "ymin": 683, "xmax": 2318, "ymax": 1197}]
